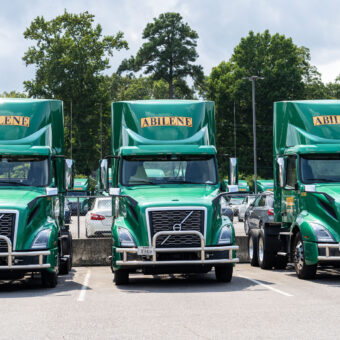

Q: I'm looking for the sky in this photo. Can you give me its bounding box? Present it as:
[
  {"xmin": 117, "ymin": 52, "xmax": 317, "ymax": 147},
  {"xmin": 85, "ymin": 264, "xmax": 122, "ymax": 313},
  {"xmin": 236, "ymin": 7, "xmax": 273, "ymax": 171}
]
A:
[{"xmin": 1, "ymin": 0, "xmax": 340, "ymax": 93}]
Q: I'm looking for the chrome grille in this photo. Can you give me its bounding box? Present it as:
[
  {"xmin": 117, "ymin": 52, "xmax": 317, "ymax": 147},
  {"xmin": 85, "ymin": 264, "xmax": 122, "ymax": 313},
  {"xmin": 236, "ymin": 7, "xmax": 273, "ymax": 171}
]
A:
[
  {"xmin": 0, "ymin": 213, "xmax": 16, "ymax": 252},
  {"xmin": 149, "ymin": 209, "xmax": 204, "ymax": 248}
]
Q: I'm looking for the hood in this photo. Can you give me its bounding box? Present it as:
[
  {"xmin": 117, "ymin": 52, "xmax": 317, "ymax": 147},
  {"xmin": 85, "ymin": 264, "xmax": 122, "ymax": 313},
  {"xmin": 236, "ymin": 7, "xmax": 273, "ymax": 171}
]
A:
[
  {"xmin": 315, "ymin": 184, "xmax": 340, "ymax": 201},
  {"xmin": 0, "ymin": 187, "xmax": 46, "ymax": 210},
  {"xmin": 122, "ymin": 185, "xmax": 219, "ymax": 208}
]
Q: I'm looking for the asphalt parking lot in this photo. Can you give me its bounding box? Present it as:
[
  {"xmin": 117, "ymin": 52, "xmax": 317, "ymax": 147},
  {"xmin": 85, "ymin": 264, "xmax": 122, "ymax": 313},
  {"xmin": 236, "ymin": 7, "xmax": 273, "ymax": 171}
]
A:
[{"xmin": 1, "ymin": 263, "xmax": 340, "ymax": 339}]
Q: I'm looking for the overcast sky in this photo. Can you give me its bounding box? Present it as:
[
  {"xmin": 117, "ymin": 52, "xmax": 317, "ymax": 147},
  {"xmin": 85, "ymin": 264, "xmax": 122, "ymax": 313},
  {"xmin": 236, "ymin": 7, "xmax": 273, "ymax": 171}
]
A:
[{"xmin": 1, "ymin": 0, "xmax": 340, "ymax": 93}]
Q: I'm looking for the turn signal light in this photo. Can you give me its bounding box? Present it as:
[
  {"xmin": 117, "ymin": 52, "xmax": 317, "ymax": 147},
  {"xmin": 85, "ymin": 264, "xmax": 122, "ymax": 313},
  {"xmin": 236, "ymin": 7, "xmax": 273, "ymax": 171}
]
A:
[
  {"xmin": 267, "ymin": 209, "xmax": 274, "ymax": 216},
  {"xmin": 90, "ymin": 213, "xmax": 105, "ymax": 220}
]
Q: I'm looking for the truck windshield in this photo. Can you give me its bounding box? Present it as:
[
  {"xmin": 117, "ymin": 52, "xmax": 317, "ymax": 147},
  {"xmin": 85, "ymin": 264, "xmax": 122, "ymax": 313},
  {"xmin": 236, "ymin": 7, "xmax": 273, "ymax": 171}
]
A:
[
  {"xmin": 300, "ymin": 154, "xmax": 340, "ymax": 183},
  {"xmin": 121, "ymin": 155, "xmax": 217, "ymax": 186},
  {"xmin": 0, "ymin": 156, "xmax": 49, "ymax": 187}
]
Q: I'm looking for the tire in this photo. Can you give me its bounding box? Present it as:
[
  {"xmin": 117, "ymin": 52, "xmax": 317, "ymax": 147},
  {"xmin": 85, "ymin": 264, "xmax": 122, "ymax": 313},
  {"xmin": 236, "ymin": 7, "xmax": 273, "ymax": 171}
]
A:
[
  {"xmin": 41, "ymin": 270, "xmax": 58, "ymax": 288},
  {"xmin": 248, "ymin": 229, "xmax": 259, "ymax": 266},
  {"xmin": 257, "ymin": 230, "xmax": 275, "ymax": 270},
  {"xmin": 59, "ymin": 233, "xmax": 73, "ymax": 275},
  {"xmin": 244, "ymin": 218, "xmax": 250, "ymax": 235},
  {"xmin": 114, "ymin": 269, "xmax": 129, "ymax": 285},
  {"xmin": 238, "ymin": 215, "xmax": 243, "ymax": 222},
  {"xmin": 215, "ymin": 264, "xmax": 233, "ymax": 282},
  {"xmin": 293, "ymin": 232, "xmax": 317, "ymax": 280}
]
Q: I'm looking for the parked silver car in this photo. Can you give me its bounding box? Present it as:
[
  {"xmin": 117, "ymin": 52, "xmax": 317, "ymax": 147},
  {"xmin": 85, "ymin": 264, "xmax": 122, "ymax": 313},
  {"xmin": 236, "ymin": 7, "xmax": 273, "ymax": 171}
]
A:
[
  {"xmin": 244, "ymin": 192, "xmax": 274, "ymax": 235},
  {"xmin": 238, "ymin": 195, "xmax": 256, "ymax": 222}
]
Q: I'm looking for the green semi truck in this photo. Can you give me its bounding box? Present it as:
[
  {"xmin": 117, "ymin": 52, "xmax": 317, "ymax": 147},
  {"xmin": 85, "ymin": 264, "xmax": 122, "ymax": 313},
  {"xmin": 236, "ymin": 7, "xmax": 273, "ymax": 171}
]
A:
[
  {"xmin": 100, "ymin": 100, "xmax": 239, "ymax": 285},
  {"xmin": 0, "ymin": 98, "xmax": 73, "ymax": 287},
  {"xmin": 248, "ymin": 100, "xmax": 340, "ymax": 279},
  {"xmin": 255, "ymin": 179, "xmax": 274, "ymax": 193},
  {"xmin": 67, "ymin": 177, "xmax": 90, "ymax": 215}
]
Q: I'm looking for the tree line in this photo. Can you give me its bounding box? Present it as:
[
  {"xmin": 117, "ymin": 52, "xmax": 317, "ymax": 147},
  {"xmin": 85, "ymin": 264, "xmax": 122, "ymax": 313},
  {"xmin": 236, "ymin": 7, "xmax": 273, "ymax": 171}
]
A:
[{"xmin": 2, "ymin": 10, "xmax": 340, "ymax": 178}]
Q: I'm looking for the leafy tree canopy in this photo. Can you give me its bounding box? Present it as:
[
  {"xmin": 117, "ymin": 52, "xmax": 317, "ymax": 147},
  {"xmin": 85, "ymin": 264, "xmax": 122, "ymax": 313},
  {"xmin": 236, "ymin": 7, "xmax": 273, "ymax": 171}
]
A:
[
  {"xmin": 118, "ymin": 12, "xmax": 203, "ymax": 98},
  {"xmin": 207, "ymin": 30, "xmax": 321, "ymax": 178},
  {"xmin": 0, "ymin": 91, "xmax": 27, "ymax": 98},
  {"xmin": 22, "ymin": 10, "xmax": 128, "ymax": 174}
]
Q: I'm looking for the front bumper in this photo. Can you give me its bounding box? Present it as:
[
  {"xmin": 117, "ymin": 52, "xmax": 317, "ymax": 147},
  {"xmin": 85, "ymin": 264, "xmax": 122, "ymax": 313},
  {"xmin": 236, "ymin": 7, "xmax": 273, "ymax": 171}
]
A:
[
  {"xmin": 318, "ymin": 243, "xmax": 340, "ymax": 261},
  {"xmin": 0, "ymin": 235, "xmax": 51, "ymax": 270},
  {"xmin": 115, "ymin": 230, "xmax": 239, "ymax": 266}
]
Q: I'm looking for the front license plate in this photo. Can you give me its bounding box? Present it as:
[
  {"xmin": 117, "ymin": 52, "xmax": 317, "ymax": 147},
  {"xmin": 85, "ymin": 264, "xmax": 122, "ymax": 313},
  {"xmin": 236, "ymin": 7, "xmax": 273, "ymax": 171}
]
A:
[{"xmin": 137, "ymin": 246, "xmax": 154, "ymax": 256}]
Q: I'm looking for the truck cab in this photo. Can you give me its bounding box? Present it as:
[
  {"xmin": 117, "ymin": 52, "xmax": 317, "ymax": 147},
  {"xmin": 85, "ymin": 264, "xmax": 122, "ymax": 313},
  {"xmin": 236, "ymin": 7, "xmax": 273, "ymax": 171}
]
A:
[
  {"xmin": 100, "ymin": 100, "xmax": 239, "ymax": 284},
  {"xmin": 249, "ymin": 100, "xmax": 340, "ymax": 279},
  {"xmin": 0, "ymin": 99, "xmax": 73, "ymax": 287}
]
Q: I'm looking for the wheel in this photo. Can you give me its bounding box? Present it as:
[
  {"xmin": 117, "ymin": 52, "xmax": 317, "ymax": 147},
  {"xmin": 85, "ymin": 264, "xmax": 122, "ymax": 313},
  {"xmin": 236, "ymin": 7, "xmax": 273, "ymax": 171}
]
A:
[
  {"xmin": 215, "ymin": 264, "xmax": 233, "ymax": 282},
  {"xmin": 59, "ymin": 233, "xmax": 73, "ymax": 275},
  {"xmin": 244, "ymin": 218, "xmax": 250, "ymax": 235},
  {"xmin": 257, "ymin": 230, "xmax": 275, "ymax": 269},
  {"xmin": 41, "ymin": 270, "xmax": 58, "ymax": 288},
  {"xmin": 293, "ymin": 232, "xmax": 317, "ymax": 279},
  {"xmin": 248, "ymin": 229, "xmax": 259, "ymax": 266},
  {"xmin": 114, "ymin": 269, "xmax": 129, "ymax": 285}
]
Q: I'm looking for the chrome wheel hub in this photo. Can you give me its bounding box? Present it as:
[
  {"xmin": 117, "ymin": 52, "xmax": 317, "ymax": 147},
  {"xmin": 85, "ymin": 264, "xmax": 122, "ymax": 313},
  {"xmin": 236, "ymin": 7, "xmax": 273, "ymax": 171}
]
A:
[
  {"xmin": 294, "ymin": 241, "xmax": 304, "ymax": 271},
  {"xmin": 258, "ymin": 237, "xmax": 264, "ymax": 262},
  {"xmin": 249, "ymin": 237, "xmax": 253, "ymax": 259}
]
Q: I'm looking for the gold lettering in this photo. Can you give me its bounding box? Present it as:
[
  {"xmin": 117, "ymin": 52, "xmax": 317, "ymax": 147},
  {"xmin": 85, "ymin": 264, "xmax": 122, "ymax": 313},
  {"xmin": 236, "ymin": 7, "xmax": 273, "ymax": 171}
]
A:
[
  {"xmin": 313, "ymin": 115, "xmax": 340, "ymax": 126},
  {"xmin": 0, "ymin": 115, "xmax": 30, "ymax": 127},
  {"xmin": 140, "ymin": 116, "xmax": 193, "ymax": 128}
]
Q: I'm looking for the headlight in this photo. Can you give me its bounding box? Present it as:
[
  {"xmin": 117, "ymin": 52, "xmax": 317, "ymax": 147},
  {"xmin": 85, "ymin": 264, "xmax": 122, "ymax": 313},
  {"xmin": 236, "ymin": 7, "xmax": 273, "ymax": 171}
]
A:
[
  {"xmin": 310, "ymin": 223, "xmax": 335, "ymax": 242},
  {"xmin": 118, "ymin": 227, "xmax": 135, "ymax": 247},
  {"xmin": 31, "ymin": 229, "xmax": 52, "ymax": 249},
  {"xmin": 218, "ymin": 226, "xmax": 232, "ymax": 245}
]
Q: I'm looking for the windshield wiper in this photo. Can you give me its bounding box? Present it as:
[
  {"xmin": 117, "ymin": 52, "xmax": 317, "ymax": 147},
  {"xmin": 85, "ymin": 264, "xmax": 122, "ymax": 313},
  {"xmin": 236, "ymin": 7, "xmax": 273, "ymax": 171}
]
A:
[
  {"xmin": 0, "ymin": 181, "xmax": 31, "ymax": 186},
  {"xmin": 128, "ymin": 180, "xmax": 156, "ymax": 185},
  {"xmin": 305, "ymin": 178, "xmax": 340, "ymax": 183}
]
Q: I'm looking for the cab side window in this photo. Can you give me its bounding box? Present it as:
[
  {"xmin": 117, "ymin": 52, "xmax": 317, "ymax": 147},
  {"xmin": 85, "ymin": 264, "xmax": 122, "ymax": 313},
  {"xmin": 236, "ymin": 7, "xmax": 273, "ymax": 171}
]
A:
[{"xmin": 286, "ymin": 156, "xmax": 297, "ymax": 188}]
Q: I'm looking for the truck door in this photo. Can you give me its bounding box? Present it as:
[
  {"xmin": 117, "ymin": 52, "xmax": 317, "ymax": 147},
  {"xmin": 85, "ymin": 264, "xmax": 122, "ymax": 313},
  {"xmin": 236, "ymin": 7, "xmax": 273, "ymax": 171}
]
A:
[{"xmin": 282, "ymin": 155, "xmax": 298, "ymax": 224}]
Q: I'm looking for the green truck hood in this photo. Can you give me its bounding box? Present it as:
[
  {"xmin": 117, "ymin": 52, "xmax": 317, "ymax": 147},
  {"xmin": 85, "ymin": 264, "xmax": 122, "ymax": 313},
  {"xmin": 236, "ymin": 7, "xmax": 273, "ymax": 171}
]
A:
[
  {"xmin": 0, "ymin": 187, "xmax": 45, "ymax": 208},
  {"xmin": 0, "ymin": 187, "xmax": 51, "ymax": 250},
  {"xmin": 122, "ymin": 185, "xmax": 219, "ymax": 207}
]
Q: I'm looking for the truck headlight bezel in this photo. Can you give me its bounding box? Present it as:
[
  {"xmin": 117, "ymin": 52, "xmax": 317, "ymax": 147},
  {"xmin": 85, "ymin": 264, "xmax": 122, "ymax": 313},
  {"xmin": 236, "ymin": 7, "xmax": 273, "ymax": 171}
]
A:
[
  {"xmin": 117, "ymin": 227, "xmax": 136, "ymax": 247},
  {"xmin": 31, "ymin": 229, "xmax": 52, "ymax": 249},
  {"xmin": 218, "ymin": 225, "xmax": 232, "ymax": 245},
  {"xmin": 310, "ymin": 222, "xmax": 335, "ymax": 243}
]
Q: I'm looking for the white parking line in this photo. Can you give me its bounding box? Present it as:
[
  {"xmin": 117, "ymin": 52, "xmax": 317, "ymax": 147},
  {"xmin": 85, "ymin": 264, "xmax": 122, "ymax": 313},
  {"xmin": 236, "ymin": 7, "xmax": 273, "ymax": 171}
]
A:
[
  {"xmin": 238, "ymin": 275, "xmax": 293, "ymax": 297},
  {"xmin": 77, "ymin": 269, "xmax": 91, "ymax": 302}
]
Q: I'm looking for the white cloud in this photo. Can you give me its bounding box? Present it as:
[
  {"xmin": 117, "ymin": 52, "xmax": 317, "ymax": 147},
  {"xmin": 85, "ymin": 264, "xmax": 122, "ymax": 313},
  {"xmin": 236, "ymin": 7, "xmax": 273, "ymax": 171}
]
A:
[{"xmin": 1, "ymin": 0, "xmax": 340, "ymax": 92}]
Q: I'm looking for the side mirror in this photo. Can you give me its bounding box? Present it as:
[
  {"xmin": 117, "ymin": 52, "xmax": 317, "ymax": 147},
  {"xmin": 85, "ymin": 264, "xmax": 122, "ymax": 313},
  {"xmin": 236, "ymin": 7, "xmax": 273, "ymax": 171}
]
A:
[
  {"xmin": 100, "ymin": 159, "xmax": 109, "ymax": 191},
  {"xmin": 277, "ymin": 157, "xmax": 286, "ymax": 188},
  {"xmin": 228, "ymin": 158, "xmax": 238, "ymax": 185},
  {"xmin": 65, "ymin": 159, "xmax": 74, "ymax": 190}
]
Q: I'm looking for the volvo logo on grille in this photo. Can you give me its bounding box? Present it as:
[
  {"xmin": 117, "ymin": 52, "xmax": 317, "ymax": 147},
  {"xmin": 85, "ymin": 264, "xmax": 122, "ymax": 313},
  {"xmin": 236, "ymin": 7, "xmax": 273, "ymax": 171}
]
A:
[{"xmin": 173, "ymin": 223, "xmax": 182, "ymax": 231}]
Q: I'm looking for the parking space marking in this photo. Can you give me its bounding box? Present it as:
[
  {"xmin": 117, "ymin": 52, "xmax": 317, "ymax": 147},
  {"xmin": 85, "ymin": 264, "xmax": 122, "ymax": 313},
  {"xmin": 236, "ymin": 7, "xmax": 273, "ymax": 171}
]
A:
[
  {"xmin": 77, "ymin": 269, "xmax": 91, "ymax": 302},
  {"xmin": 238, "ymin": 275, "xmax": 293, "ymax": 297}
]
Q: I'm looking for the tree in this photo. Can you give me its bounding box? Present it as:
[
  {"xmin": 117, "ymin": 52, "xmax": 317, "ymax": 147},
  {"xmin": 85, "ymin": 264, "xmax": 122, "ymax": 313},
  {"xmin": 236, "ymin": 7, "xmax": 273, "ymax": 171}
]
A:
[
  {"xmin": 207, "ymin": 30, "xmax": 320, "ymax": 178},
  {"xmin": 0, "ymin": 91, "xmax": 27, "ymax": 98},
  {"xmin": 118, "ymin": 12, "xmax": 203, "ymax": 99},
  {"xmin": 22, "ymin": 11, "xmax": 128, "ymax": 174}
]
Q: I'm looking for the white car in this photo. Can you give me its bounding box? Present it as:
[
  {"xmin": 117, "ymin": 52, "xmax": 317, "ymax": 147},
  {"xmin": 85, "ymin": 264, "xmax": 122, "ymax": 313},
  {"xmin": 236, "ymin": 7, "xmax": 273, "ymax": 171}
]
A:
[
  {"xmin": 85, "ymin": 197, "xmax": 113, "ymax": 237},
  {"xmin": 238, "ymin": 195, "xmax": 256, "ymax": 222}
]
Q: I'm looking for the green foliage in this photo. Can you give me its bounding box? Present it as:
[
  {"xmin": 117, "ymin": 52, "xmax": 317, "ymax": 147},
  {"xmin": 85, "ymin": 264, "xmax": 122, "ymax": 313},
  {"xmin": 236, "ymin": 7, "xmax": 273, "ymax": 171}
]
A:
[
  {"xmin": 0, "ymin": 91, "xmax": 27, "ymax": 98},
  {"xmin": 22, "ymin": 11, "xmax": 128, "ymax": 175},
  {"xmin": 118, "ymin": 12, "xmax": 203, "ymax": 99},
  {"xmin": 208, "ymin": 30, "xmax": 320, "ymax": 178}
]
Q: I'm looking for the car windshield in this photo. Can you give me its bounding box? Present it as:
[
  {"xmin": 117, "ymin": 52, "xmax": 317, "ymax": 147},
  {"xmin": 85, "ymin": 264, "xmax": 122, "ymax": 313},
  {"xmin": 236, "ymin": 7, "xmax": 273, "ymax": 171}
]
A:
[
  {"xmin": 0, "ymin": 156, "xmax": 49, "ymax": 186},
  {"xmin": 67, "ymin": 191, "xmax": 87, "ymax": 197},
  {"xmin": 300, "ymin": 154, "xmax": 340, "ymax": 184},
  {"xmin": 229, "ymin": 198, "xmax": 243, "ymax": 204},
  {"xmin": 97, "ymin": 199, "xmax": 112, "ymax": 210},
  {"xmin": 121, "ymin": 155, "xmax": 217, "ymax": 186}
]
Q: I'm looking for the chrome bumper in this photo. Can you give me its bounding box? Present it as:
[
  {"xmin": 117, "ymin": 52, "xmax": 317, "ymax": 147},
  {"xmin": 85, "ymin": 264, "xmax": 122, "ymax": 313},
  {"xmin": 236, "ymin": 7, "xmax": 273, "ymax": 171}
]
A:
[
  {"xmin": 116, "ymin": 230, "xmax": 239, "ymax": 266},
  {"xmin": 318, "ymin": 243, "xmax": 340, "ymax": 261},
  {"xmin": 0, "ymin": 235, "xmax": 51, "ymax": 270}
]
